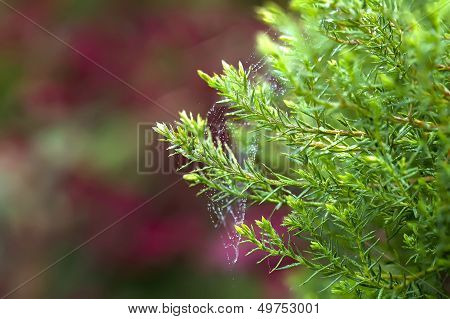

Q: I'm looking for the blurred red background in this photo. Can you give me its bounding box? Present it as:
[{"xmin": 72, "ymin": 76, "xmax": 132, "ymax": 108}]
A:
[{"xmin": 0, "ymin": 0, "xmax": 297, "ymax": 298}]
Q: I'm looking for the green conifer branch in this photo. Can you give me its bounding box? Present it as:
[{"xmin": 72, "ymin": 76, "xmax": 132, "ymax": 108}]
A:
[{"xmin": 155, "ymin": 0, "xmax": 449, "ymax": 298}]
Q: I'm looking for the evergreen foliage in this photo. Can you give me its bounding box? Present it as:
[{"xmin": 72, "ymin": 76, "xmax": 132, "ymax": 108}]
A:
[{"xmin": 155, "ymin": 0, "xmax": 450, "ymax": 298}]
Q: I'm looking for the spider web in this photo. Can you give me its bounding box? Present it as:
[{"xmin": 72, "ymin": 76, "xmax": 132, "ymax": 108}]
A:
[{"xmin": 203, "ymin": 32, "xmax": 286, "ymax": 264}]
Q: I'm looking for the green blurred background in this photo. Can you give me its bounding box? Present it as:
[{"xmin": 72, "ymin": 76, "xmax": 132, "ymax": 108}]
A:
[{"xmin": 0, "ymin": 0, "xmax": 323, "ymax": 298}]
